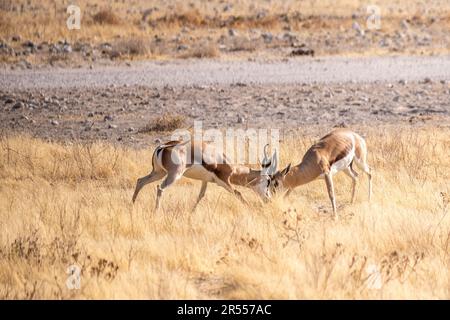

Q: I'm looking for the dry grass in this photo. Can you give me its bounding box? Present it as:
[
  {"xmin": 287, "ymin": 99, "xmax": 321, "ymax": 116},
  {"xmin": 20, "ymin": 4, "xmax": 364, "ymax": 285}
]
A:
[
  {"xmin": 0, "ymin": 125, "xmax": 449, "ymax": 299},
  {"xmin": 179, "ymin": 41, "xmax": 219, "ymax": 59},
  {"xmin": 92, "ymin": 9, "xmax": 122, "ymax": 25},
  {"xmin": 139, "ymin": 114, "xmax": 186, "ymax": 133},
  {"xmin": 113, "ymin": 37, "xmax": 149, "ymax": 56},
  {"xmin": 0, "ymin": 0, "xmax": 449, "ymax": 60},
  {"xmin": 227, "ymin": 36, "xmax": 259, "ymax": 52}
]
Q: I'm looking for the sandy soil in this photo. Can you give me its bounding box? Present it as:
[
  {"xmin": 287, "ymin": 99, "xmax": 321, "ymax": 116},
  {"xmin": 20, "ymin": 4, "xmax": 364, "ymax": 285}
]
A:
[{"xmin": 1, "ymin": 56, "xmax": 449, "ymax": 147}]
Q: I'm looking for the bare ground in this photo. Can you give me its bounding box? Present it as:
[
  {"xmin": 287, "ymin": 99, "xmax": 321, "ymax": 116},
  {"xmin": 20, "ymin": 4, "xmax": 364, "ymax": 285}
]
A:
[{"xmin": 1, "ymin": 56, "xmax": 449, "ymax": 147}]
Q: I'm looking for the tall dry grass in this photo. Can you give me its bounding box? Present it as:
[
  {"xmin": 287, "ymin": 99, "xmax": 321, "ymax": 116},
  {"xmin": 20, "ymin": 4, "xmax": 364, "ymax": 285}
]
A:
[
  {"xmin": 1, "ymin": 0, "xmax": 449, "ymax": 59},
  {"xmin": 0, "ymin": 126, "xmax": 449, "ymax": 299}
]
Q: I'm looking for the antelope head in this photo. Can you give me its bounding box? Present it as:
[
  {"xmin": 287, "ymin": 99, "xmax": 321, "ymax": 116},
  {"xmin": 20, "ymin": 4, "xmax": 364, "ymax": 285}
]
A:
[
  {"xmin": 251, "ymin": 144, "xmax": 279, "ymax": 199},
  {"xmin": 268, "ymin": 163, "xmax": 291, "ymax": 196}
]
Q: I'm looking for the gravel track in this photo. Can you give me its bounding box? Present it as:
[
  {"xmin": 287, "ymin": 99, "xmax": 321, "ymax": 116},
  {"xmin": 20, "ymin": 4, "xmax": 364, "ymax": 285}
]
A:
[{"xmin": 1, "ymin": 56, "xmax": 450, "ymax": 90}]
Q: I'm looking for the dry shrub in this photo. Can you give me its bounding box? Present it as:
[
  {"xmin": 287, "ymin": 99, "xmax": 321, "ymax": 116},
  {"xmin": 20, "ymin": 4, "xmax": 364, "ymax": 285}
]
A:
[
  {"xmin": 93, "ymin": 9, "xmax": 122, "ymax": 25},
  {"xmin": 113, "ymin": 37, "xmax": 149, "ymax": 56},
  {"xmin": 45, "ymin": 53, "xmax": 70, "ymax": 66},
  {"xmin": 228, "ymin": 36, "xmax": 258, "ymax": 52},
  {"xmin": 179, "ymin": 41, "xmax": 219, "ymax": 59},
  {"xmin": 150, "ymin": 9, "xmax": 279, "ymax": 30},
  {"xmin": 149, "ymin": 8, "xmax": 205, "ymax": 28},
  {"xmin": 139, "ymin": 114, "xmax": 186, "ymax": 133},
  {"xmin": 228, "ymin": 14, "xmax": 280, "ymax": 29}
]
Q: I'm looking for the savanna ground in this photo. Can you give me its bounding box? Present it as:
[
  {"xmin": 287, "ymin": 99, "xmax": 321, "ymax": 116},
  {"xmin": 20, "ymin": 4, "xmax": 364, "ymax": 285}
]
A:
[{"xmin": 0, "ymin": 126, "xmax": 449, "ymax": 299}]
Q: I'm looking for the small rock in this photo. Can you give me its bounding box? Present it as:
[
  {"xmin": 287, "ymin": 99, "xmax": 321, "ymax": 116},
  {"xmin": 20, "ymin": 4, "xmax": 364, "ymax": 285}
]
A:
[
  {"xmin": 103, "ymin": 115, "xmax": 114, "ymax": 121},
  {"xmin": 423, "ymin": 77, "xmax": 432, "ymax": 84},
  {"xmin": 334, "ymin": 121, "xmax": 348, "ymax": 128},
  {"xmin": 12, "ymin": 101, "xmax": 24, "ymax": 109},
  {"xmin": 399, "ymin": 79, "xmax": 407, "ymax": 85},
  {"xmin": 352, "ymin": 22, "xmax": 364, "ymax": 36},
  {"xmin": 108, "ymin": 124, "xmax": 118, "ymax": 129},
  {"xmin": 379, "ymin": 38, "xmax": 390, "ymax": 47},
  {"xmin": 51, "ymin": 120, "xmax": 59, "ymax": 126},
  {"xmin": 261, "ymin": 32, "xmax": 273, "ymax": 43},
  {"xmin": 11, "ymin": 35, "xmax": 21, "ymax": 42},
  {"xmin": 228, "ymin": 29, "xmax": 238, "ymax": 37},
  {"xmin": 237, "ymin": 114, "xmax": 245, "ymax": 124},
  {"xmin": 291, "ymin": 47, "xmax": 314, "ymax": 56},
  {"xmin": 22, "ymin": 40, "xmax": 35, "ymax": 48},
  {"xmin": 128, "ymin": 127, "xmax": 134, "ymax": 132},
  {"xmin": 4, "ymin": 98, "xmax": 14, "ymax": 104},
  {"xmin": 177, "ymin": 44, "xmax": 189, "ymax": 51},
  {"xmin": 401, "ymin": 20, "xmax": 409, "ymax": 30},
  {"xmin": 223, "ymin": 4, "xmax": 232, "ymax": 12},
  {"xmin": 62, "ymin": 44, "xmax": 72, "ymax": 53}
]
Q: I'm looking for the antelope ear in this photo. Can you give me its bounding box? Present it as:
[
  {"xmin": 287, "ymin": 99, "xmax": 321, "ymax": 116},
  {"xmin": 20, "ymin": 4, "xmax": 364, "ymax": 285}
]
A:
[{"xmin": 281, "ymin": 163, "xmax": 291, "ymax": 176}]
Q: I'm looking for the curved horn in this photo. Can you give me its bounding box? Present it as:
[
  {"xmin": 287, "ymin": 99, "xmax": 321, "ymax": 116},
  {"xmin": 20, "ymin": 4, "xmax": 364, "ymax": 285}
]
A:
[
  {"xmin": 261, "ymin": 144, "xmax": 271, "ymax": 175},
  {"xmin": 269, "ymin": 149, "xmax": 278, "ymax": 175},
  {"xmin": 261, "ymin": 144, "xmax": 270, "ymax": 165}
]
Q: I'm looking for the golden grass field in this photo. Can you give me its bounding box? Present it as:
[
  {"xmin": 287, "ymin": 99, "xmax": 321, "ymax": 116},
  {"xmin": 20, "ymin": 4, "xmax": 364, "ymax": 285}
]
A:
[
  {"xmin": 1, "ymin": 0, "xmax": 450, "ymax": 62},
  {"xmin": 0, "ymin": 125, "xmax": 449, "ymax": 299}
]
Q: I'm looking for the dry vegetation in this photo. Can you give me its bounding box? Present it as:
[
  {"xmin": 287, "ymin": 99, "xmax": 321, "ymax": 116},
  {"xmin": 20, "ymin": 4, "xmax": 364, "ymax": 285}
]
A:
[
  {"xmin": 139, "ymin": 113, "xmax": 186, "ymax": 133},
  {"xmin": 0, "ymin": 126, "xmax": 449, "ymax": 299},
  {"xmin": 1, "ymin": 0, "xmax": 449, "ymax": 63}
]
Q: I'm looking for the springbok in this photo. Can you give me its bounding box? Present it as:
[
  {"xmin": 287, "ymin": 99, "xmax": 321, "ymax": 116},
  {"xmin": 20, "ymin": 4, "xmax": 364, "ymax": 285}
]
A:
[
  {"xmin": 132, "ymin": 140, "xmax": 277, "ymax": 211},
  {"xmin": 268, "ymin": 128, "xmax": 372, "ymax": 219}
]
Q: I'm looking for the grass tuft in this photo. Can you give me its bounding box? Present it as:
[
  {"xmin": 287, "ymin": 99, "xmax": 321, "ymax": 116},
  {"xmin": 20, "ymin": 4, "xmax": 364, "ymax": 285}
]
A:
[
  {"xmin": 93, "ymin": 9, "xmax": 122, "ymax": 25},
  {"xmin": 139, "ymin": 114, "xmax": 186, "ymax": 133}
]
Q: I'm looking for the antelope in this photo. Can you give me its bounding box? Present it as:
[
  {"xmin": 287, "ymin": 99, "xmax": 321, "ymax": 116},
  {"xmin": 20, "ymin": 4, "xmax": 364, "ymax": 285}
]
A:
[
  {"xmin": 132, "ymin": 140, "xmax": 277, "ymax": 211},
  {"xmin": 268, "ymin": 128, "xmax": 372, "ymax": 219}
]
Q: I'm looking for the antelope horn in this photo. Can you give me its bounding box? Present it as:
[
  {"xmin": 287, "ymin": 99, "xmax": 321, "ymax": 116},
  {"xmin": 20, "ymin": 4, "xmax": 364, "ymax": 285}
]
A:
[
  {"xmin": 269, "ymin": 149, "xmax": 278, "ymax": 175},
  {"xmin": 261, "ymin": 144, "xmax": 271, "ymax": 166}
]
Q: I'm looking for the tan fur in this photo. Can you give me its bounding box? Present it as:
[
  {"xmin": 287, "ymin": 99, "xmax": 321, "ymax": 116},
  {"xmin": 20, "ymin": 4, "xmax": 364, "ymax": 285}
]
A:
[
  {"xmin": 132, "ymin": 140, "xmax": 271, "ymax": 211},
  {"xmin": 271, "ymin": 129, "xmax": 372, "ymax": 219}
]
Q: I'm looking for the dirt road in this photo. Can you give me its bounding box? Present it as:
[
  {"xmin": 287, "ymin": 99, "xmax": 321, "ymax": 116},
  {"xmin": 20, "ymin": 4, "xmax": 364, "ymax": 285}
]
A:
[
  {"xmin": 1, "ymin": 56, "xmax": 449, "ymax": 147},
  {"xmin": 2, "ymin": 56, "xmax": 450, "ymax": 89}
]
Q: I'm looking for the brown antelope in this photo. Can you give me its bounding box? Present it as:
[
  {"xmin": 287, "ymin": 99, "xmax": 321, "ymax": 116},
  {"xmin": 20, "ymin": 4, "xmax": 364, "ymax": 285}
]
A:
[
  {"xmin": 132, "ymin": 140, "xmax": 277, "ymax": 211},
  {"xmin": 268, "ymin": 128, "xmax": 372, "ymax": 219}
]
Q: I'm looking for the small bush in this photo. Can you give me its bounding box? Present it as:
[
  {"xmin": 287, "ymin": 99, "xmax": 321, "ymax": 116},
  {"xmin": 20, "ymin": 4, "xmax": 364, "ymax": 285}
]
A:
[
  {"xmin": 93, "ymin": 9, "xmax": 122, "ymax": 25},
  {"xmin": 139, "ymin": 114, "xmax": 186, "ymax": 133},
  {"xmin": 113, "ymin": 37, "xmax": 149, "ymax": 56},
  {"xmin": 179, "ymin": 41, "xmax": 219, "ymax": 59},
  {"xmin": 228, "ymin": 36, "xmax": 258, "ymax": 52}
]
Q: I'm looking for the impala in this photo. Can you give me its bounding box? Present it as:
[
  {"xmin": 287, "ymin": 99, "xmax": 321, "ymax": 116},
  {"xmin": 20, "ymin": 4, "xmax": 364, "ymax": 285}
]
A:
[
  {"xmin": 132, "ymin": 140, "xmax": 277, "ymax": 211},
  {"xmin": 268, "ymin": 128, "xmax": 372, "ymax": 219}
]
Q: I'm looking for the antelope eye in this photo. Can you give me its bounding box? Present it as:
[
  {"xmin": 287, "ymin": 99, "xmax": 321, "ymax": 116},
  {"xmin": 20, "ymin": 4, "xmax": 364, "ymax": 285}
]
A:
[{"xmin": 274, "ymin": 181, "xmax": 279, "ymax": 188}]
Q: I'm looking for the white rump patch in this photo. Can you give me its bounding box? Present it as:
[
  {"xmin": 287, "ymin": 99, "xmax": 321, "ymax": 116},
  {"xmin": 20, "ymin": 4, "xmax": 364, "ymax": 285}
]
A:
[
  {"xmin": 330, "ymin": 135, "xmax": 355, "ymax": 175},
  {"xmin": 183, "ymin": 164, "xmax": 217, "ymax": 182}
]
